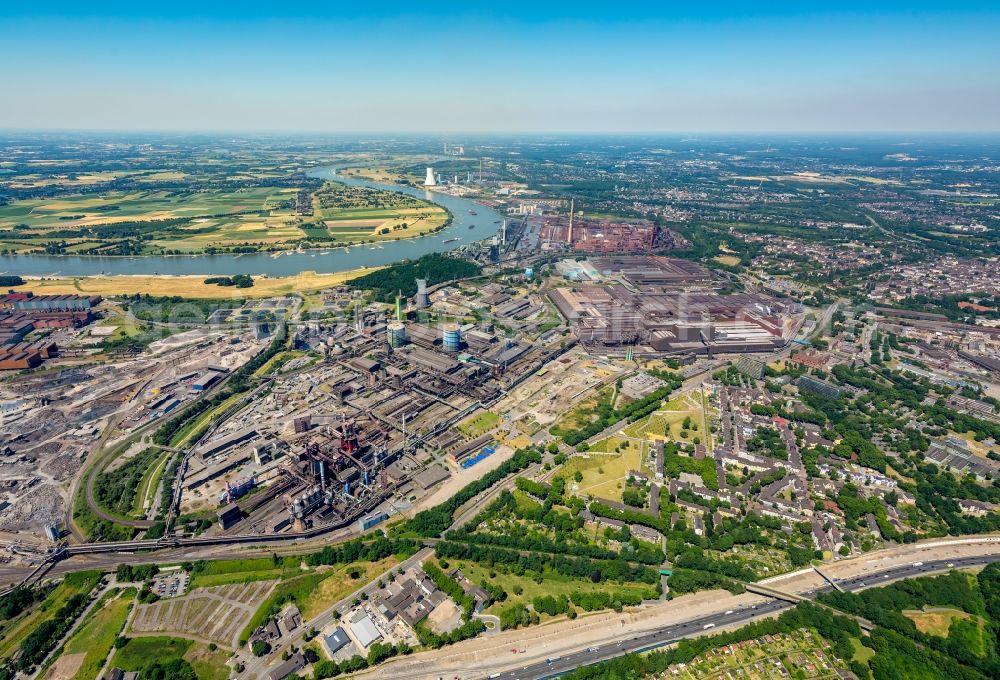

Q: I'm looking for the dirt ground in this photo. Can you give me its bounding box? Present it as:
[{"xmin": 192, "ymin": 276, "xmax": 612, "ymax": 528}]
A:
[
  {"xmin": 42, "ymin": 652, "xmax": 86, "ymax": 680},
  {"xmin": 409, "ymin": 444, "xmax": 516, "ymax": 516},
  {"xmin": 426, "ymin": 600, "xmax": 463, "ymax": 635}
]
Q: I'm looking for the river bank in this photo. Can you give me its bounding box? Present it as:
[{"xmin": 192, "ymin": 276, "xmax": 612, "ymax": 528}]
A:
[{"xmin": 15, "ymin": 269, "xmax": 376, "ymax": 298}]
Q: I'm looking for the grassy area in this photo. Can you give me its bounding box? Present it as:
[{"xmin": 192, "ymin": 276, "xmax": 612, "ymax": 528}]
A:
[
  {"xmin": 184, "ymin": 643, "xmax": 232, "ymax": 680},
  {"xmin": 713, "ymin": 255, "xmax": 741, "ymax": 267},
  {"xmin": 61, "ymin": 588, "xmax": 135, "ymax": 680},
  {"xmin": 622, "ymin": 396, "xmax": 702, "ymax": 442},
  {"xmin": 188, "ymin": 556, "xmax": 301, "ymax": 589},
  {"xmin": 299, "ymin": 556, "xmax": 398, "ymax": 619},
  {"xmin": 554, "ymin": 388, "xmax": 613, "ymax": 433},
  {"xmin": 111, "ymin": 636, "xmax": 192, "ymax": 671},
  {"xmin": 903, "ymin": 607, "xmax": 970, "ymax": 636},
  {"xmin": 453, "ymin": 560, "xmax": 655, "ymax": 619},
  {"xmin": 239, "ymin": 573, "xmax": 327, "ymax": 644},
  {"xmin": 17, "ymin": 269, "xmax": 376, "ymax": 299},
  {"xmin": 72, "ymin": 473, "xmax": 135, "ymax": 542},
  {"xmin": 850, "ymin": 636, "xmax": 875, "ymax": 663},
  {"xmin": 586, "ymin": 435, "xmax": 629, "ymax": 453},
  {"xmin": 560, "ymin": 447, "xmax": 643, "ymax": 502},
  {"xmin": 132, "ymin": 449, "xmax": 172, "ymax": 517},
  {"xmin": 456, "ymin": 411, "xmax": 501, "ymax": 439},
  {"xmin": 0, "ymin": 571, "xmax": 103, "ymax": 662},
  {"xmin": 169, "ymin": 394, "xmax": 243, "ymax": 449},
  {"xmin": 253, "ymin": 349, "xmax": 303, "ymax": 377},
  {"xmin": 902, "ymin": 605, "xmax": 986, "ymax": 655}
]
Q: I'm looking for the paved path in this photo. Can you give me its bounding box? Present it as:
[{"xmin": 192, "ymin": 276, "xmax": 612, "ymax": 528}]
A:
[{"xmin": 26, "ymin": 579, "xmax": 110, "ymax": 680}]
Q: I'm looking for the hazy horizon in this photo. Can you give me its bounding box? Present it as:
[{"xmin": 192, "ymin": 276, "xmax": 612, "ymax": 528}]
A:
[{"xmin": 2, "ymin": 1, "xmax": 998, "ymax": 133}]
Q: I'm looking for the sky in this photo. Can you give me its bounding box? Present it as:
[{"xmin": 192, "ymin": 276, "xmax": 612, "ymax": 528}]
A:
[{"xmin": 1, "ymin": 1, "xmax": 998, "ymax": 133}]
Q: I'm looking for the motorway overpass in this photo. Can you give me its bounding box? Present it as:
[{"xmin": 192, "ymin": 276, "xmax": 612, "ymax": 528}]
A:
[{"xmin": 509, "ymin": 555, "xmax": 993, "ymax": 680}]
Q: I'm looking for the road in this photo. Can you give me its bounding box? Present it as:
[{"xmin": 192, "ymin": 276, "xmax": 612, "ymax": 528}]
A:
[
  {"xmin": 349, "ymin": 537, "xmax": 1000, "ymax": 680},
  {"xmin": 516, "ymin": 555, "xmax": 987, "ymax": 680}
]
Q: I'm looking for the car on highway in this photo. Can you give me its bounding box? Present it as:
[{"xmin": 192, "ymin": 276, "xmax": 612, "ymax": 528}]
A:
[{"xmin": 703, "ymin": 623, "xmax": 715, "ymax": 629}]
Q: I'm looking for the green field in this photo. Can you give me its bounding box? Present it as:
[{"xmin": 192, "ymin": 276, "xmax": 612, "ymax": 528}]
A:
[
  {"xmin": 0, "ymin": 571, "xmax": 103, "ymax": 663},
  {"xmin": 132, "ymin": 449, "xmax": 172, "ymax": 517},
  {"xmin": 239, "ymin": 572, "xmax": 327, "ymax": 644},
  {"xmin": 456, "ymin": 411, "xmax": 501, "ymax": 438},
  {"xmin": 559, "ymin": 447, "xmax": 643, "ymax": 502},
  {"xmin": 298, "ymin": 557, "xmax": 398, "ymax": 619},
  {"xmin": 111, "ymin": 636, "xmax": 192, "ymax": 671},
  {"xmin": 188, "ymin": 556, "xmax": 302, "ymax": 589},
  {"xmin": 452, "ymin": 559, "xmax": 656, "ymax": 619},
  {"xmin": 58, "ymin": 588, "xmax": 134, "ymax": 680},
  {"xmin": 0, "ymin": 187, "xmax": 291, "ymax": 229}
]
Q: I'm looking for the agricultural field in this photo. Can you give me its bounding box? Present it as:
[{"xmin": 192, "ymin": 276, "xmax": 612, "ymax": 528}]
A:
[
  {"xmin": 130, "ymin": 580, "xmax": 277, "ymax": 648},
  {"xmin": 0, "ymin": 187, "xmax": 308, "ymax": 255},
  {"xmin": 14, "ymin": 268, "xmax": 373, "ymax": 299},
  {"xmin": 314, "ymin": 181, "xmax": 448, "ymax": 243}
]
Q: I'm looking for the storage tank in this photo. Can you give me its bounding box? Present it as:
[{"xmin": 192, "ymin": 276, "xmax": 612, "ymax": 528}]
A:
[
  {"xmin": 442, "ymin": 323, "xmax": 461, "ymax": 352},
  {"xmin": 387, "ymin": 321, "xmax": 407, "ymax": 348}
]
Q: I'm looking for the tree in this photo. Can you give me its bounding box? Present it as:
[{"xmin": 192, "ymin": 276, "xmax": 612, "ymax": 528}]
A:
[{"xmin": 251, "ymin": 640, "xmax": 270, "ymax": 657}]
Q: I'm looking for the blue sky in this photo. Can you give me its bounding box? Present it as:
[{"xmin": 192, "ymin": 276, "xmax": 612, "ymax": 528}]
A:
[{"xmin": 1, "ymin": 2, "xmax": 998, "ymax": 132}]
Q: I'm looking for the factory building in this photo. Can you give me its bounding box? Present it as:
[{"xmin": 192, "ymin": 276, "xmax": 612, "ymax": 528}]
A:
[
  {"xmin": 0, "ymin": 292, "xmax": 101, "ymax": 311},
  {"xmin": 217, "ymin": 503, "xmax": 243, "ymax": 530},
  {"xmin": 548, "ymin": 280, "xmax": 796, "ymax": 356}
]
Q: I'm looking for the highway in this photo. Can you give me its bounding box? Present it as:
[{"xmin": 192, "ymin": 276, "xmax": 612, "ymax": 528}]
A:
[{"xmin": 506, "ymin": 555, "xmax": 995, "ymax": 680}]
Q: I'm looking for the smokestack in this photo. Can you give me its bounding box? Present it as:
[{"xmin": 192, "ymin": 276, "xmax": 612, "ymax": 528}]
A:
[{"xmin": 568, "ymin": 198, "xmax": 574, "ymax": 245}]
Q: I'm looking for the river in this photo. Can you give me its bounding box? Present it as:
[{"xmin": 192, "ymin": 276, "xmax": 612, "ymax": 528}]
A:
[{"xmin": 0, "ymin": 165, "xmax": 503, "ymax": 277}]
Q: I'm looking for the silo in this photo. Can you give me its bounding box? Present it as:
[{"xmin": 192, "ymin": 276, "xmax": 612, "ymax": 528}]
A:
[
  {"xmin": 387, "ymin": 321, "xmax": 407, "ymax": 348},
  {"xmin": 442, "ymin": 322, "xmax": 461, "ymax": 352}
]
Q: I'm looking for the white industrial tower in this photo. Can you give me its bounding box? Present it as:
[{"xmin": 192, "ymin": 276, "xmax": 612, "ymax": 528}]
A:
[
  {"xmin": 424, "ymin": 167, "xmax": 437, "ymax": 186},
  {"xmin": 568, "ymin": 198, "xmax": 574, "ymax": 244}
]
